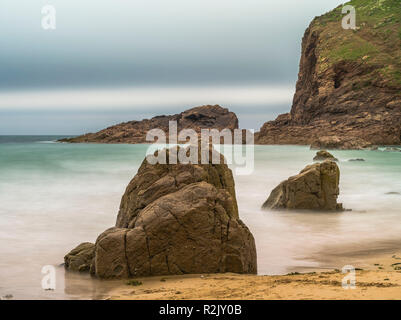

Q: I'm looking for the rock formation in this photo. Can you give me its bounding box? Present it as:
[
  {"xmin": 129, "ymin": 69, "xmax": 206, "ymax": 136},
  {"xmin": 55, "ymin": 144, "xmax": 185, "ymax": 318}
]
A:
[
  {"xmin": 310, "ymin": 136, "xmax": 375, "ymax": 150},
  {"xmin": 313, "ymin": 150, "xmax": 338, "ymax": 162},
  {"xmin": 64, "ymin": 242, "xmax": 95, "ymax": 273},
  {"xmin": 256, "ymin": 0, "xmax": 401, "ymax": 147},
  {"xmin": 65, "ymin": 146, "xmax": 257, "ymax": 278},
  {"xmin": 262, "ymin": 161, "xmax": 343, "ymax": 211},
  {"xmin": 59, "ymin": 105, "xmax": 239, "ymax": 144}
]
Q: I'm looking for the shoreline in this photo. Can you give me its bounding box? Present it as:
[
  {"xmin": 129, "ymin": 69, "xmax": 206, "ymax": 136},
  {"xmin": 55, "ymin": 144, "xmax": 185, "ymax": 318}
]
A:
[{"xmin": 105, "ymin": 251, "xmax": 401, "ymax": 300}]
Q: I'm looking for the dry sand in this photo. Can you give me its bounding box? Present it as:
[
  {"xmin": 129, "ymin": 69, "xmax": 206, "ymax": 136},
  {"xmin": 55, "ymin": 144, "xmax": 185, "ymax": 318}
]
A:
[{"xmin": 106, "ymin": 252, "xmax": 401, "ymax": 300}]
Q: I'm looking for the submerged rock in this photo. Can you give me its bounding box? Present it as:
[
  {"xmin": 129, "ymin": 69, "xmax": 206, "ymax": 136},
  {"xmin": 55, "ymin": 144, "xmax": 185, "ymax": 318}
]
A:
[
  {"xmin": 313, "ymin": 150, "xmax": 338, "ymax": 162},
  {"xmin": 262, "ymin": 161, "xmax": 343, "ymax": 211},
  {"xmin": 66, "ymin": 146, "xmax": 257, "ymax": 278},
  {"xmin": 349, "ymin": 158, "xmax": 365, "ymax": 162}
]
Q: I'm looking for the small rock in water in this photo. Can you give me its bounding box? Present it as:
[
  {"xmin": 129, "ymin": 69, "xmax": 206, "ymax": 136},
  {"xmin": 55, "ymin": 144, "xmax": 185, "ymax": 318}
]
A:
[
  {"xmin": 262, "ymin": 161, "xmax": 343, "ymax": 211},
  {"xmin": 349, "ymin": 158, "xmax": 365, "ymax": 162},
  {"xmin": 385, "ymin": 192, "xmax": 400, "ymax": 195},
  {"xmin": 1, "ymin": 294, "xmax": 13, "ymax": 300}
]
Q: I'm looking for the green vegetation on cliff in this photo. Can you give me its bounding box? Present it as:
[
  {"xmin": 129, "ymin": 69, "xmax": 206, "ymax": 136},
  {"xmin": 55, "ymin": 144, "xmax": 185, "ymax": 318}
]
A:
[
  {"xmin": 256, "ymin": 0, "xmax": 401, "ymax": 147},
  {"xmin": 313, "ymin": 0, "xmax": 401, "ymax": 86}
]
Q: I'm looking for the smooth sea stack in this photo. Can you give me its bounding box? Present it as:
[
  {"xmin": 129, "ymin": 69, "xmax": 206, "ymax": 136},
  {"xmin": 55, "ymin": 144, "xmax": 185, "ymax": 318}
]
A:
[
  {"xmin": 65, "ymin": 146, "xmax": 257, "ymax": 278},
  {"xmin": 59, "ymin": 105, "xmax": 239, "ymax": 144},
  {"xmin": 256, "ymin": 0, "xmax": 401, "ymax": 147},
  {"xmin": 262, "ymin": 160, "xmax": 343, "ymax": 211}
]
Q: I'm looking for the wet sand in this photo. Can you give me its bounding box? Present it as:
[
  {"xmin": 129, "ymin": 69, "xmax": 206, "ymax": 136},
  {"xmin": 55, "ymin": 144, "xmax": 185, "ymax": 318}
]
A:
[{"xmin": 106, "ymin": 252, "xmax": 401, "ymax": 300}]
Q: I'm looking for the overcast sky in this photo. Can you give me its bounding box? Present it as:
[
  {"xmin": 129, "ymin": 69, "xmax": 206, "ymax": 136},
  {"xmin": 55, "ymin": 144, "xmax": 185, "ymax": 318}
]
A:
[{"xmin": 0, "ymin": 0, "xmax": 344, "ymax": 134}]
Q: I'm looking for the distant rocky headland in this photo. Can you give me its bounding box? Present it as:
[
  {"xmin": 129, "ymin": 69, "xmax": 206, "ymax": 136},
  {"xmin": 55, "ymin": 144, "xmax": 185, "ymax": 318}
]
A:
[
  {"xmin": 60, "ymin": 1, "xmax": 400, "ymax": 150},
  {"xmin": 59, "ymin": 105, "xmax": 238, "ymax": 144},
  {"xmin": 256, "ymin": 0, "xmax": 401, "ymax": 148}
]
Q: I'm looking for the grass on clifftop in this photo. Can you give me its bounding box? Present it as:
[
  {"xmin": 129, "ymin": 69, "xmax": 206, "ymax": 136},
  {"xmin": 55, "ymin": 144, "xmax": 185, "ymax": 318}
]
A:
[{"xmin": 312, "ymin": 0, "xmax": 401, "ymax": 86}]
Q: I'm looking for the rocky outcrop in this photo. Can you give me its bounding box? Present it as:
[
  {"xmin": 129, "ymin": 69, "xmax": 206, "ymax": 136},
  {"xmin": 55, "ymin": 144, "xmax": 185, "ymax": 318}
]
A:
[
  {"xmin": 59, "ymin": 105, "xmax": 239, "ymax": 144},
  {"xmin": 310, "ymin": 136, "xmax": 375, "ymax": 150},
  {"xmin": 262, "ymin": 161, "xmax": 343, "ymax": 211},
  {"xmin": 65, "ymin": 146, "xmax": 257, "ymax": 278},
  {"xmin": 313, "ymin": 150, "xmax": 338, "ymax": 162},
  {"xmin": 256, "ymin": 0, "xmax": 401, "ymax": 147},
  {"xmin": 64, "ymin": 242, "xmax": 95, "ymax": 272}
]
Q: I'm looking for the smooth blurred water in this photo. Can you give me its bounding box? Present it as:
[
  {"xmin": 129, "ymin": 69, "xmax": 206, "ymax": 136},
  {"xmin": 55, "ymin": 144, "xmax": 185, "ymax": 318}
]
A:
[
  {"xmin": 235, "ymin": 145, "xmax": 401, "ymax": 275},
  {"xmin": 0, "ymin": 137, "xmax": 401, "ymax": 299}
]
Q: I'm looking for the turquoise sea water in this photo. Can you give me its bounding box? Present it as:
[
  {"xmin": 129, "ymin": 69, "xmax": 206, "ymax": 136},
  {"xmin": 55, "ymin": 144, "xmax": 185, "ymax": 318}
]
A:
[{"xmin": 0, "ymin": 136, "xmax": 401, "ymax": 299}]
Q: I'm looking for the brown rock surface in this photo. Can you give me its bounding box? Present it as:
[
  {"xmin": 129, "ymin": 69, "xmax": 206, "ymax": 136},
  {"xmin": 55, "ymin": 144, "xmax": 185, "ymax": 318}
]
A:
[
  {"xmin": 313, "ymin": 150, "xmax": 338, "ymax": 162},
  {"xmin": 66, "ymin": 146, "xmax": 257, "ymax": 278},
  {"xmin": 64, "ymin": 242, "xmax": 95, "ymax": 272},
  {"xmin": 262, "ymin": 161, "xmax": 343, "ymax": 211},
  {"xmin": 256, "ymin": 1, "xmax": 401, "ymax": 147},
  {"xmin": 59, "ymin": 105, "xmax": 239, "ymax": 144},
  {"xmin": 310, "ymin": 136, "xmax": 374, "ymax": 150}
]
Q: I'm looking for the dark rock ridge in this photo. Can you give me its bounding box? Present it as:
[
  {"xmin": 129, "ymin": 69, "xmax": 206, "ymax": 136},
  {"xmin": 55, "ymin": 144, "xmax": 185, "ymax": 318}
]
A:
[
  {"xmin": 262, "ymin": 160, "xmax": 343, "ymax": 211},
  {"xmin": 256, "ymin": 0, "xmax": 401, "ymax": 147},
  {"xmin": 310, "ymin": 136, "xmax": 377, "ymax": 150},
  {"xmin": 59, "ymin": 105, "xmax": 239, "ymax": 144},
  {"xmin": 64, "ymin": 146, "xmax": 257, "ymax": 278}
]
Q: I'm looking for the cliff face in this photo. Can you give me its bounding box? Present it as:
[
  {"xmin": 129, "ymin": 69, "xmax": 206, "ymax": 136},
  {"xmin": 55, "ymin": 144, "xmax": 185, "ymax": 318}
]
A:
[
  {"xmin": 60, "ymin": 105, "xmax": 238, "ymax": 144},
  {"xmin": 256, "ymin": 0, "xmax": 401, "ymax": 146}
]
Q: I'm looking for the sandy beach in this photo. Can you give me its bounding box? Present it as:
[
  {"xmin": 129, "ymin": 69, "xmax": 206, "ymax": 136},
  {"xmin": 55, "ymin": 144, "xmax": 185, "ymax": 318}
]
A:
[
  {"xmin": 106, "ymin": 252, "xmax": 401, "ymax": 300},
  {"xmin": 1, "ymin": 0, "xmax": 400, "ymax": 305}
]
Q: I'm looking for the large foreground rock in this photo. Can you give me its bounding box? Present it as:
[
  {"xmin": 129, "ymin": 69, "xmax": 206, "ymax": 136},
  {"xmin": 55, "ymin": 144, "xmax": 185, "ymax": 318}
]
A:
[
  {"xmin": 262, "ymin": 161, "xmax": 343, "ymax": 211},
  {"xmin": 65, "ymin": 146, "xmax": 257, "ymax": 278}
]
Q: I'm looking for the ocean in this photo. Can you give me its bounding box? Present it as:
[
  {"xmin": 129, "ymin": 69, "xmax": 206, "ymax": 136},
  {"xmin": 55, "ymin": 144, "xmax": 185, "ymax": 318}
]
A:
[{"xmin": 1, "ymin": 136, "xmax": 401, "ymax": 299}]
